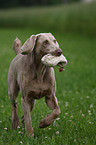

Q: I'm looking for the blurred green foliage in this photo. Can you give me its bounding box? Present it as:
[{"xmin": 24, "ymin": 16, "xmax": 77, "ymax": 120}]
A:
[
  {"xmin": 0, "ymin": 0, "xmax": 81, "ymax": 8},
  {"xmin": 0, "ymin": 1, "xmax": 96, "ymax": 36}
]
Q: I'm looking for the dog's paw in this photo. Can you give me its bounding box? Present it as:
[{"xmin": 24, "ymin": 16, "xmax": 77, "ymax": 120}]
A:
[
  {"xmin": 39, "ymin": 118, "xmax": 50, "ymax": 128},
  {"xmin": 21, "ymin": 115, "xmax": 25, "ymax": 128},
  {"xmin": 11, "ymin": 116, "xmax": 19, "ymax": 130},
  {"xmin": 28, "ymin": 128, "xmax": 34, "ymax": 137}
]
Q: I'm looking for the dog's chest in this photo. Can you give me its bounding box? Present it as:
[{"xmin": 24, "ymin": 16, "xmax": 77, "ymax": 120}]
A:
[{"xmin": 27, "ymin": 80, "xmax": 52, "ymax": 99}]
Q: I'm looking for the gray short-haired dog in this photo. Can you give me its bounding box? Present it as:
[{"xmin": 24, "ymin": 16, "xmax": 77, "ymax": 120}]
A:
[{"xmin": 8, "ymin": 33, "xmax": 67, "ymax": 136}]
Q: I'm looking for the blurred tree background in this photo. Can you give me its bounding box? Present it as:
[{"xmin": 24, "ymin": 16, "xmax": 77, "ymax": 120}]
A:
[
  {"xmin": 0, "ymin": 0, "xmax": 96, "ymax": 36},
  {"xmin": 0, "ymin": 0, "xmax": 81, "ymax": 8}
]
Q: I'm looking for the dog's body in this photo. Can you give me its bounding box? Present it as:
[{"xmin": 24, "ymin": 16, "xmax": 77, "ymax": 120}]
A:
[{"xmin": 8, "ymin": 33, "xmax": 67, "ymax": 136}]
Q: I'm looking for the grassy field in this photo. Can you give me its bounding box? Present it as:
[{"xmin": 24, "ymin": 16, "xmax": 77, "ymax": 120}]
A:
[
  {"xmin": 0, "ymin": 27, "xmax": 96, "ymax": 145},
  {"xmin": 0, "ymin": 1, "xmax": 96, "ymax": 145},
  {"xmin": 0, "ymin": 1, "xmax": 96, "ymax": 36}
]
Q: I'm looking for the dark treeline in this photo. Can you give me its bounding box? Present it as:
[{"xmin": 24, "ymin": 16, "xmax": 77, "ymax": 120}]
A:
[{"xmin": 0, "ymin": 0, "xmax": 80, "ymax": 8}]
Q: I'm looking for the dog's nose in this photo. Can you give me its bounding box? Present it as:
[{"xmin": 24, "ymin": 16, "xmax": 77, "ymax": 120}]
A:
[{"xmin": 55, "ymin": 48, "xmax": 62, "ymax": 56}]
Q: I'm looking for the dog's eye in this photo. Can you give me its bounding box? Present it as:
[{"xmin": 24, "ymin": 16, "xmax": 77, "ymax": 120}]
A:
[
  {"xmin": 53, "ymin": 39, "xmax": 57, "ymax": 43},
  {"xmin": 43, "ymin": 40, "xmax": 49, "ymax": 45}
]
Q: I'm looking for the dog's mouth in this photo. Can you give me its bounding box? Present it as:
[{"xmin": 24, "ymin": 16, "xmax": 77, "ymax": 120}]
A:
[
  {"xmin": 57, "ymin": 62, "xmax": 65, "ymax": 72},
  {"xmin": 41, "ymin": 54, "xmax": 67, "ymax": 72}
]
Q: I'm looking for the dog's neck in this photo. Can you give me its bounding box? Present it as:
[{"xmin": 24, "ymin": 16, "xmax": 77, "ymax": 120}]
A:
[{"xmin": 33, "ymin": 53, "xmax": 48, "ymax": 83}]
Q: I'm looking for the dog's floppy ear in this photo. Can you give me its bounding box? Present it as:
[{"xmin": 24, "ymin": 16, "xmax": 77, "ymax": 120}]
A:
[{"xmin": 21, "ymin": 35, "xmax": 36, "ymax": 55}]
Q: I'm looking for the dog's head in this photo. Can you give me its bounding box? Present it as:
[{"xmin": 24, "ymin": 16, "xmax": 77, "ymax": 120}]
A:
[
  {"xmin": 21, "ymin": 33, "xmax": 62, "ymax": 56},
  {"xmin": 21, "ymin": 33, "xmax": 67, "ymax": 70}
]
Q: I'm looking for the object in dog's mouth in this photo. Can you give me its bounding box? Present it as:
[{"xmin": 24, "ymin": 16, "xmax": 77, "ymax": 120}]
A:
[{"xmin": 41, "ymin": 54, "xmax": 67, "ymax": 72}]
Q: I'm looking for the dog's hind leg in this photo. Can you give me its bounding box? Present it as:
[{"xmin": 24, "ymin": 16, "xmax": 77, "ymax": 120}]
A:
[{"xmin": 8, "ymin": 72, "xmax": 19, "ymax": 130}]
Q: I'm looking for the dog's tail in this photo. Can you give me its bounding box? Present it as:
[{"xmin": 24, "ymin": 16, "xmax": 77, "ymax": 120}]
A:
[{"xmin": 13, "ymin": 37, "xmax": 22, "ymax": 55}]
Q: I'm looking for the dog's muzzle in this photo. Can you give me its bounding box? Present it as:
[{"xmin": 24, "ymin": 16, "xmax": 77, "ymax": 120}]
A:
[{"xmin": 55, "ymin": 48, "xmax": 62, "ymax": 56}]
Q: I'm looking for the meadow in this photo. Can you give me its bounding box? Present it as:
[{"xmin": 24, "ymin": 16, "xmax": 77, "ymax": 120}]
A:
[
  {"xmin": 0, "ymin": 1, "xmax": 96, "ymax": 145},
  {"xmin": 0, "ymin": 1, "xmax": 96, "ymax": 36}
]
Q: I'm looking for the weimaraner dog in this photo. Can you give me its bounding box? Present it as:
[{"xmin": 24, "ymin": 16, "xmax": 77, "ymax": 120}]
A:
[{"xmin": 8, "ymin": 33, "xmax": 67, "ymax": 136}]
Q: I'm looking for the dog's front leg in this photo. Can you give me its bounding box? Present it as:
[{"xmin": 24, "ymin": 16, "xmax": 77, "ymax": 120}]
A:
[
  {"xmin": 39, "ymin": 95, "xmax": 61, "ymax": 128},
  {"xmin": 21, "ymin": 97, "xmax": 34, "ymax": 137}
]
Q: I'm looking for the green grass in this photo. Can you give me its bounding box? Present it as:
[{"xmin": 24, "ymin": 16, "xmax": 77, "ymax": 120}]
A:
[
  {"xmin": 0, "ymin": 1, "xmax": 96, "ymax": 36},
  {"xmin": 0, "ymin": 27, "xmax": 96, "ymax": 145}
]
